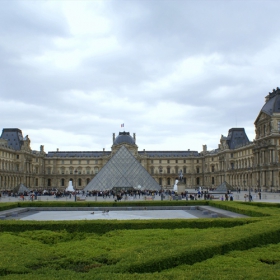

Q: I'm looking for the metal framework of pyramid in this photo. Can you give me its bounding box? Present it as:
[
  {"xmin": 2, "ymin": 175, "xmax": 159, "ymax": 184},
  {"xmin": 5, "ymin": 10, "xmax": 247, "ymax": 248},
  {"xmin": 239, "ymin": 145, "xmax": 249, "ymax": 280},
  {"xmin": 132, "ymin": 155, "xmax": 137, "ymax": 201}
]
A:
[
  {"xmin": 84, "ymin": 146, "xmax": 161, "ymax": 191},
  {"xmin": 214, "ymin": 181, "xmax": 234, "ymax": 193},
  {"xmin": 13, "ymin": 183, "xmax": 30, "ymax": 194}
]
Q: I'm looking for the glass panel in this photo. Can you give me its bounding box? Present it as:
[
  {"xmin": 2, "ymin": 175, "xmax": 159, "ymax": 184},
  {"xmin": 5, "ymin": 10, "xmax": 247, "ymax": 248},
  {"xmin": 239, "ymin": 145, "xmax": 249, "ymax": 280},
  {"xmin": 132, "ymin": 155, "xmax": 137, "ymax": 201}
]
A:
[{"xmin": 84, "ymin": 146, "xmax": 160, "ymax": 191}]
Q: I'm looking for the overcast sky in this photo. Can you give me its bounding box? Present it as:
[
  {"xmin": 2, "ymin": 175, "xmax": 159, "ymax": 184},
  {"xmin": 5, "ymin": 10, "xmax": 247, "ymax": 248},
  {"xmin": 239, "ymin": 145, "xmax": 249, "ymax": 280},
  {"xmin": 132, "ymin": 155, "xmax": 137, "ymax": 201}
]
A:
[{"xmin": 0, "ymin": 0, "xmax": 279, "ymax": 153}]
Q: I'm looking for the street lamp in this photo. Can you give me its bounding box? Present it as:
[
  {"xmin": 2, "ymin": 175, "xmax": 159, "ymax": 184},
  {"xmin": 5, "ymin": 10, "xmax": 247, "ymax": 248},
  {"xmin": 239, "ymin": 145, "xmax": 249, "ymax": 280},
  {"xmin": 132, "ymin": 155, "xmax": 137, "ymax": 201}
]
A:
[
  {"xmin": 74, "ymin": 169, "xmax": 78, "ymax": 202},
  {"xmin": 160, "ymin": 169, "xmax": 163, "ymax": 201}
]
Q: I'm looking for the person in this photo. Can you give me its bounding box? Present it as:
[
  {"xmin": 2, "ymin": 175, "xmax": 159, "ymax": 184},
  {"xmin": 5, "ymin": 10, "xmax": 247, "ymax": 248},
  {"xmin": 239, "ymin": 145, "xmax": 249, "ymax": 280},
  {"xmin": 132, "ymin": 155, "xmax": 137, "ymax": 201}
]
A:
[
  {"xmin": 244, "ymin": 194, "xmax": 247, "ymax": 202},
  {"xmin": 258, "ymin": 192, "xmax": 261, "ymax": 200}
]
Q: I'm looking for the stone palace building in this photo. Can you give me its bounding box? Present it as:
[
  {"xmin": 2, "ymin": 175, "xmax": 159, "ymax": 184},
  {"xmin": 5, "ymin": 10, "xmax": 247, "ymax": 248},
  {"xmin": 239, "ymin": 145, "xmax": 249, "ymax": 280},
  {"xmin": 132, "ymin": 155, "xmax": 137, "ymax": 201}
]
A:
[{"xmin": 1, "ymin": 88, "xmax": 280, "ymax": 192}]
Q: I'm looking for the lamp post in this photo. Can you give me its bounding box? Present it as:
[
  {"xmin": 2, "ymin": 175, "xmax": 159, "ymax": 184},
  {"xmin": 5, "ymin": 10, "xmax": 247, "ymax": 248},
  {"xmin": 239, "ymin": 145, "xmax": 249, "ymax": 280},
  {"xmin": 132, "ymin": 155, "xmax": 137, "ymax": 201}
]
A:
[
  {"xmin": 74, "ymin": 169, "xmax": 78, "ymax": 202},
  {"xmin": 160, "ymin": 169, "xmax": 163, "ymax": 201}
]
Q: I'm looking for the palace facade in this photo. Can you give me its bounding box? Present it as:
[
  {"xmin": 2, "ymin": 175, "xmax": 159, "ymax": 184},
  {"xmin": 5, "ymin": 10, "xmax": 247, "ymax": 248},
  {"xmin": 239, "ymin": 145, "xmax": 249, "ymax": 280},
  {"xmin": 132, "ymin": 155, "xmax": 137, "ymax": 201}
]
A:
[{"xmin": 1, "ymin": 88, "xmax": 280, "ymax": 192}]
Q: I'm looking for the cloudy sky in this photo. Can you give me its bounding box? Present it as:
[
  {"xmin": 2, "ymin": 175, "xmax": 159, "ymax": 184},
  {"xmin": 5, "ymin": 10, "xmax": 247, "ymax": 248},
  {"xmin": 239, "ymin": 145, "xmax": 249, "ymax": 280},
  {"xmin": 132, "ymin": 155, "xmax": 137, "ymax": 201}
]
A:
[{"xmin": 0, "ymin": 0, "xmax": 279, "ymax": 153}]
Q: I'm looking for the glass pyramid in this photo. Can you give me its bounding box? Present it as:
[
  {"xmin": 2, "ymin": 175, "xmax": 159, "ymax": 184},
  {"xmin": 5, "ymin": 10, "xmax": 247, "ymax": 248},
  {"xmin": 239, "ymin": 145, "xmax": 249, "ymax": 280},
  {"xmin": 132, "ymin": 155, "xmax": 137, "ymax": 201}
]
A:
[{"xmin": 84, "ymin": 146, "xmax": 161, "ymax": 191}]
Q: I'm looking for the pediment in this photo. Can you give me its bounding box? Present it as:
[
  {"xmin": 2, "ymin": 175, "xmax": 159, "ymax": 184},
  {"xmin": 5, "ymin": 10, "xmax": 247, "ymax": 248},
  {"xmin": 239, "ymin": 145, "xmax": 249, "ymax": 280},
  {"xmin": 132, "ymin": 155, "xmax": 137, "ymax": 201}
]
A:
[{"xmin": 254, "ymin": 112, "xmax": 270, "ymax": 125}]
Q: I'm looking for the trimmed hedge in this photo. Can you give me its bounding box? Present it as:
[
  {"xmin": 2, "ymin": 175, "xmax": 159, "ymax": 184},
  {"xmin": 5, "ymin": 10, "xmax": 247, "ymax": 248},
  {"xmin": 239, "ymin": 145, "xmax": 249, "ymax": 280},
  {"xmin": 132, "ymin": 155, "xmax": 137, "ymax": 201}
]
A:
[
  {"xmin": 0, "ymin": 217, "xmax": 257, "ymax": 234},
  {"xmin": 16, "ymin": 200, "xmax": 209, "ymax": 208}
]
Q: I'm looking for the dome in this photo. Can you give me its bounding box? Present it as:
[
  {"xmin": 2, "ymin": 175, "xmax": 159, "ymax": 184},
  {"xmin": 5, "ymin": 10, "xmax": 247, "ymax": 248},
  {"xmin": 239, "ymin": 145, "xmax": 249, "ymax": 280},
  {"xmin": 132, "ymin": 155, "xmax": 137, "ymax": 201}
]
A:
[
  {"xmin": 262, "ymin": 87, "xmax": 280, "ymax": 116},
  {"xmin": 113, "ymin": 132, "xmax": 135, "ymax": 145}
]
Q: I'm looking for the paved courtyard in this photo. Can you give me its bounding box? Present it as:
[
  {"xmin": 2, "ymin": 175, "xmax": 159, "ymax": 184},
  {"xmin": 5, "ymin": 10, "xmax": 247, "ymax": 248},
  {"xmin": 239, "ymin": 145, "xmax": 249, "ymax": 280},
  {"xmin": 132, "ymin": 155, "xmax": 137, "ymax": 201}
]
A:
[{"xmin": 1, "ymin": 189, "xmax": 280, "ymax": 203}]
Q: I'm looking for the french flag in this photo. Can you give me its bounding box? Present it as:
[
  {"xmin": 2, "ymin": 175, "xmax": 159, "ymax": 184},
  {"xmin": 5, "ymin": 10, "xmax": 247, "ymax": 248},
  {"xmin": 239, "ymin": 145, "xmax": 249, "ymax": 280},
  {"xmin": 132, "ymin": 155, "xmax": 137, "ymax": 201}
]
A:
[{"xmin": 121, "ymin": 123, "xmax": 124, "ymax": 127}]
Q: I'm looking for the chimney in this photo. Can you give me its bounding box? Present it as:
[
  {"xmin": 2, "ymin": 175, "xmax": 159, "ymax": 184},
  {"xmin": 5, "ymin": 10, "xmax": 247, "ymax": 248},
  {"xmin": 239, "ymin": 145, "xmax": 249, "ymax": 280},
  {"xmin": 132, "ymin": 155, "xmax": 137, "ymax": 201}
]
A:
[
  {"xmin": 133, "ymin": 133, "xmax": 136, "ymax": 143},
  {"xmin": 113, "ymin": 133, "xmax": 115, "ymax": 143}
]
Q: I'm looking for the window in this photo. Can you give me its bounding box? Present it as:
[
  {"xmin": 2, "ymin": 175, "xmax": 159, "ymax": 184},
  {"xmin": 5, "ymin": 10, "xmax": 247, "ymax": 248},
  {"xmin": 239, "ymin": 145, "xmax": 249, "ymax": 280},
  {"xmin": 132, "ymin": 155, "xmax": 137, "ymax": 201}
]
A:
[
  {"xmin": 196, "ymin": 167, "xmax": 200, "ymax": 173},
  {"xmin": 87, "ymin": 160, "xmax": 90, "ymax": 164},
  {"xmin": 95, "ymin": 160, "xmax": 98, "ymax": 164},
  {"xmin": 167, "ymin": 160, "xmax": 170, "ymax": 164},
  {"xmin": 35, "ymin": 178, "xmax": 38, "ymax": 186},
  {"xmin": 151, "ymin": 160, "xmax": 153, "ymax": 164},
  {"xmin": 47, "ymin": 179, "xmax": 51, "ymax": 187},
  {"xmin": 159, "ymin": 160, "xmax": 161, "ymax": 164},
  {"xmin": 94, "ymin": 167, "xmax": 99, "ymax": 174},
  {"xmin": 231, "ymin": 153, "xmax": 233, "ymax": 158},
  {"xmin": 167, "ymin": 167, "xmax": 170, "ymax": 174},
  {"xmin": 16, "ymin": 154, "xmax": 19, "ymax": 159},
  {"xmin": 183, "ymin": 167, "xmax": 186, "ymax": 173},
  {"xmin": 78, "ymin": 178, "xmax": 82, "ymax": 186},
  {"xmin": 212, "ymin": 177, "xmax": 215, "ymax": 184},
  {"xmin": 159, "ymin": 178, "xmax": 162, "ymax": 185},
  {"xmin": 150, "ymin": 167, "xmax": 154, "ymax": 174},
  {"xmin": 197, "ymin": 160, "xmax": 199, "ymax": 163},
  {"xmin": 79, "ymin": 160, "xmax": 81, "ymax": 164},
  {"xmin": 211, "ymin": 166, "xmax": 214, "ymax": 172},
  {"xmin": 70, "ymin": 160, "xmax": 72, "ymax": 164},
  {"xmin": 196, "ymin": 177, "xmax": 200, "ymax": 185},
  {"xmin": 61, "ymin": 179, "xmax": 65, "ymax": 186},
  {"xmin": 86, "ymin": 178, "xmax": 90, "ymax": 184},
  {"xmin": 61, "ymin": 160, "xmax": 64, "ymax": 164},
  {"xmin": 167, "ymin": 178, "xmax": 170, "ymax": 185},
  {"xmin": 184, "ymin": 160, "xmax": 186, "ymax": 163},
  {"xmin": 278, "ymin": 121, "xmax": 280, "ymax": 132},
  {"xmin": 175, "ymin": 160, "xmax": 178, "ymax": 164}
]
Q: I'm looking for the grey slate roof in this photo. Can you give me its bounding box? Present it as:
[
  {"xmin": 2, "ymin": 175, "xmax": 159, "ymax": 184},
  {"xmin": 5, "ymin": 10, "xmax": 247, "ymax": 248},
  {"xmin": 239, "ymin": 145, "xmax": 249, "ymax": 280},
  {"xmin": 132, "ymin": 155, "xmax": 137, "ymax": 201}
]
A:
[
  {"xmin": 139, "ymin": 151, "xmax": 200, "ymax": 157},
  {"xmin": 0, "ymin": 128, "xmax": 24, "ymax": 151},
  {"xmin": 224, "ymin": 128, "xmax": 250, "ymax": 149},
  {"xmin": 262, "ymin": 87, "xmax": 280, "ymax": 115},
  {"xmin": 47, "ymin": 151, "xmax": 200, "ymax": 158},
  {"xmin": 47, "ymin": 151, "xmax": 111, "ymax": 158}
]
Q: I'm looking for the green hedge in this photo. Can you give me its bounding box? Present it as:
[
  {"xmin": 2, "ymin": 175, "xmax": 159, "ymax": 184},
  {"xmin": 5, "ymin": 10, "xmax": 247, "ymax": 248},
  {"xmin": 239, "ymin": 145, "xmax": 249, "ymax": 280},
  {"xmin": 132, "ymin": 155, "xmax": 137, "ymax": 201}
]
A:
[
  {"xmin": 15, "ymin": 200, "xmax": 209, "ymax": 207},
  {"xmin": 0, "ymin": 203, "xmax": 18, "ymax": 212},
  {"xmin": 0, "ymin": 217, "xmax": 256, "ymax": 234}
]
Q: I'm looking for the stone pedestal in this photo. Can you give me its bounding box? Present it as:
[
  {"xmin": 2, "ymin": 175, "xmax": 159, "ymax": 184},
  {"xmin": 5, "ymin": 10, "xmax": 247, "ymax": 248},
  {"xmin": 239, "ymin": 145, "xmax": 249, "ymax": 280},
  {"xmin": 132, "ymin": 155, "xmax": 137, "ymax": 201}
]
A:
[{"xmin": 177, "ymin": 183, "xmax": 186, "ymax": 194}]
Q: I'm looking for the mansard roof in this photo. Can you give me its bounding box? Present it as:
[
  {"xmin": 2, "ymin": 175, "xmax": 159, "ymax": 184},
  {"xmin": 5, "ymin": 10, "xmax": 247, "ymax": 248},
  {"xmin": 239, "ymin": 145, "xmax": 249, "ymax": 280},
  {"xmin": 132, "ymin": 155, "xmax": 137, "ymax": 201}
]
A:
[
  {"xmin": 46, "ymin": 151, "xmax": 111, "ymax": 158},
  {"xmin": 139, "ymin": 151, "xmax": 200, "ymax": 157},
  {"xmin": 261, "ymin": 87, "xmax": 280, "ymax": 116},
  {"xmin": 0, "ymin": 128, "xmax": 24, "ymax": 151},
  {"xmin": 223, "ymin": 128, "xmax": 250, "ymax": 149}
]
